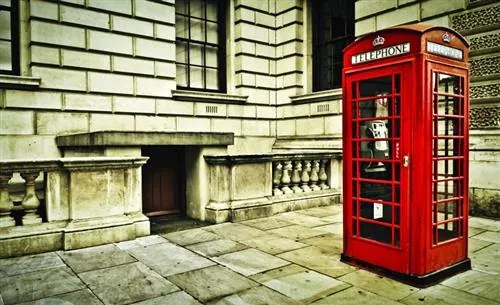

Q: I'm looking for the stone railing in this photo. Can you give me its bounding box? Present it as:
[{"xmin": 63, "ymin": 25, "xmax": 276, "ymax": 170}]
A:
[
  {"xmin": 0, "ymin": 160, "xmax": 59, "ymax": 228},
  {"xmin": 0, "ymin": 157, "xmax": 149, "ymax": 258},
  {"xmin": 204, "ymin": 151, "xmax": 342, "ymax": 223},
  {"xmin": 272, "ymin": 158, "xmax": 331, "ymax": 196}
]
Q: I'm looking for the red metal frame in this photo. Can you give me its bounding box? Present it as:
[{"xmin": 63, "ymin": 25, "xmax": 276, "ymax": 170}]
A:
[{"xmin": 342, "ymin": 25, "xmax": 470, "ymax": 284}]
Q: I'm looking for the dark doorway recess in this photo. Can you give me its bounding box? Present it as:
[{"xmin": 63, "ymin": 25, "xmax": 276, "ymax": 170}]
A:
[{"xmin": 142, "ymin": 146, "xmax": 186, "ymax": 218}]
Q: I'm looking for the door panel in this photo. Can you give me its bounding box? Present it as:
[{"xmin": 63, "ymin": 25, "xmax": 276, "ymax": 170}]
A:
[
  {"xmin": 142, "ymin": 147, "xmax": 185, "ymax": 217},
  {"xmin": 345, "ymin": 64, "xmax": 411, "ymax": 273}
]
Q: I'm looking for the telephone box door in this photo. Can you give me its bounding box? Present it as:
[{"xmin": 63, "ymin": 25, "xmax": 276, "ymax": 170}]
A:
[{"xmin": 344, "ymin": 63, "xmax": 411, "ymax": 273}]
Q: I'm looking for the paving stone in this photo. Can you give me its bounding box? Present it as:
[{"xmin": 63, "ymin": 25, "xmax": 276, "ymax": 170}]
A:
[
  {"xmin": 115, "ymin": 235, "xmax": 168, "ymax": 250},
  {"xmin": 167, "ymin": 265, "xmax": 258, "ymax": 302},
  {"xmin": 240, "ymin": 234, "xmax": 307, "ymax": 255},
  {"xmin": 338, "ymin": 269, "xmax": 419, "ymax": 300},
  {"xmin": 321, "ymin": 213, "xmax": 343, "ymax": 223},
  {"xmin": 0, "ymin": 267, "xmax": 85, "ymax": 304},
  {"xmin": 441, "ymin": 269, "xmax": 500, "ymax": 301},
  {"xmin": 127, "ymin": 242, "xmax": 216, "ymax": 276},
  {"xmin": 79, "ymin": 262, "xmax": 179, "ymax": 305},
  {"xmin": 469, "ymin": 217, "xmax": 500, "ymax": 232},
  {"xmin": 295, "ymin": 205, "xmax": 342, "ymax": 218},
  {"xmin": 469, "ymin": 227, "xmax": 486, "ymax": 237},
  {"xmin": 268, "ymin": 224, "xmax": 329, "ymax": 240},
  {"xmin": 273, "ymin": 211, "xmax": 330, "ymax": 227},
  {"xmin": 310, "ymin": 286, "xmax": 405, "ymax": 305},
  {"xmin": 213, "ymin": 248, "xmax": 290, "ymax": 276},
  {"xmin": 472, "ymin": 231, "xmax": 500, "ymax": 244},
  {"xmin": 312, "ymin": 223, "xmax": 343, "ymax": 237},
  {"xmin": 250, "ymin": 264, "xmax": 307, "ymax": 283},
  {"xmin": 468, "ymin": 238, "xmax": 493, "ymax": 254},
  {"xmin": 207, "ymin": 285, "xmax": 301, "ymax": 305},
  {"xmin": 0, "ymin": 252, "xmax": 65, "ymax": 277},
  {"xmin": 240, "ymin": 217, "xmax": 295, "ymax": 230},
  {"xmin": 260, "ymin": 267, "xmax": 350, "ymax": 303},
  {"xmin": 278, "ymin": 246, "xmax": 356, "ymax": 277},
  {"xmin": 204, "ymin": 223, "xmax": 267, "ymax": 241},
  {"xmin": 187, "ymin": 239, "xmax": 248, "ymax": 257},
  {"xmin": 299, "ymin": 233, "xmax": 343, "ymax": 254},
  {"xmin": 470, "ymin": 243, "xmax": 500, "ymax": 273},
  {"xmin": 58, "ymin": 244, "xmax": 136, "ymax": 273},
  {"xmin": 162, "ymin": 228, "xmax": 220, "ymax": 246},
  {"xmin": 130, "ymin": 291, "xmax": 202, "ymax": 305},
  {"xmin": 17, "ymin": 289, "xmax": 103, "ymax": 305},
  {"xmin": 400, "ymin": 284, "xmax": 499, "ymax": 305}
]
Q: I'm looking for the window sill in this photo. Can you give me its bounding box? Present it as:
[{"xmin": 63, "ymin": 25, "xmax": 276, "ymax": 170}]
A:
[
  {"xmin": 290, "ymin": 88, "xmax": 342, "ymax": 104},
  {"xmin": 172, "ymin": 90, "xmax": 248, "ymax": 104},
  {"xmin": 0, "ymin": 75, "xmax": 41, "ymax": 90}
]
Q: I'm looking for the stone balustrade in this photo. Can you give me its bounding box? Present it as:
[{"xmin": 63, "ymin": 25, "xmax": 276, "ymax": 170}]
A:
[
  {"xmin": 0, "ymin": 157, "xmax": 149, "ymax": 258},
  {"xmin": 272, "ymin": 158, "xmax": 331, "ymax": 196}
]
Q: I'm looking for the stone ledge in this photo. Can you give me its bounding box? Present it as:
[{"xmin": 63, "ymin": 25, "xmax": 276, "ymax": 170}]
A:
[
  {"xmin": 56, "ymin": 131, "xmax": 235, "ymax": 147},
  {"xmin": 172, "ymin": 89, "xmax": 248, "ymax": 104},
  {"xmin": 0, "ymin": 75, "xmax": 41, "ymax": 89},
  {"xmin": 290, "ymin": 88, "xmax": 342, "ymax": 104}
]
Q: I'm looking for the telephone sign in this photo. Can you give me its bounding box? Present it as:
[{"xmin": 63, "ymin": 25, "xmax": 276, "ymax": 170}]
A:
[{"xmin": 341, "ymin": 24, "xmax": 470, "ymax": 287}]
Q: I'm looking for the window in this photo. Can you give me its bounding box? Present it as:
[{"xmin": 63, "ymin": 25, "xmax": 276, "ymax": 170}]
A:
[
  {"xmin": 175, "ymin": 0, "xmax": 226, "ymax": 92},
  {"xmin": 0, "ymin": 0, "xmax": 19, "ymax": 75},
  {"xmin": 312, "ymin": 0, "xmax": 354, "ymax": 91}
]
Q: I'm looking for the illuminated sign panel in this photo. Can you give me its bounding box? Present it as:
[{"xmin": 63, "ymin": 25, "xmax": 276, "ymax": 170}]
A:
[
  {"xmin": 351, "ymin": 43, "xmax": 410, "ymax": 65},
  {"xmin": 427, "ymin": 41, "xmax": 463, "ymax": 60}
]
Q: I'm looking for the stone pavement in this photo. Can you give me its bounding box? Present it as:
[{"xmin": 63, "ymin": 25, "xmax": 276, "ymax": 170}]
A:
[{"xmin": 1, "ymin": 205, "xmax": 499, "ymax": 305}]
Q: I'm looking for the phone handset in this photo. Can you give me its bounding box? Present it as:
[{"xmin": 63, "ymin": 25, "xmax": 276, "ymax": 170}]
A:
[{"xmin": 367, "ymin": 121, "xmax": 389, "ymax": 153}]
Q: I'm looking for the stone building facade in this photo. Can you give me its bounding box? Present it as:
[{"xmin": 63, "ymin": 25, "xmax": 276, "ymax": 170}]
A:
[{"xmin": 0, "ymin": 0, "xmax": 497, "ymax": 257}]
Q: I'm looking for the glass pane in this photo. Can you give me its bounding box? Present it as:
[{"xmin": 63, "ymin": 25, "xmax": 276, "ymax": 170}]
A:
[
  {"xmin": 360, "ymin": 201, "xmax": 392, "ymax": 224},
  {"xmin": 433, "ymin": 139, "xmax": 460, "ymax": 157},
  {"xmin": 435, "ymin": 95, "xmax": 460, "ymax": 116},
  {"xmin": 207, "ymin": 1, "xmax": 218, "ymax": 21},
  {"xmin": 359, "ymin": 76, "xmax": 392, "ymax": 97},
  {"xmin": 190, "ymin": 0, "xmax": 204, "ymax": 18},
  {"xmin": 0, "ymin": 40, "xmax": 12, "ymax": 71},
  {"xmin": 352, "ymin": 181, "xmax": 358, "ymax": 197},
  {"xmin": 434, "ymin": 158, "xmax": 461, "ymax": 180},
  {"xmin": 176, "ymin": 41, "xmax": 188, "ymax": 63},
  {"xmin": 175, "ymin": 15, "xmax": 189, "ymax": 39},
  {"xmin": 437, "ymin": 221, "xmax": 460, "ymax": 242},
  {"xmin": 190, "ymin": 18, "xmax": 205, "ymax": 41},
  {"xmin": 206, "ymin": 68, "xmax": 218, "ymax": 90},
  {"xmin": 360, "ymin": 221, "xmax": 392, "ymax": 245},
  {"xmin": 175, "ymin": 0, "xmax": 187, "ymax": 14},
  {"xmin": 176, "ymin": 64, "xmax": 188, "ymax": 87},
  {"xmin": 436, "ymin": 117, "xmax": 460, "ymax": 136},
  {"xmin": 207, "ymin": 21, "xmax": 218, "ymax": 44},
  {"xmin": 189, "ymin": 43, "xmax": 203, "ymax": 66},
  {"xmin": 433, "ymin": 180, "xmax": 458, "ymax": 201},
  {"xmin": 352, "ymin": 200, "xmax": 358, "ymax": 216},
  {"xmin": 190, "ymin": 66, "xmax": 204, "ymax": 89},
  {"xmin": 360, "ymin": 160, "xmax": 392, "ymax": 181},
  {"xmin": 434, "ymin": 200, "xmax": 459, "ymax": 223},
  {"xmin": 360, "ymin": 182, "xmax": 392, "ymax": 202},
  {"xmin": 206, "ymin": 46, "xmax": 218, "ymax": 67},
  {"xmin": 436, "ymin": 73, "xmax": 461, "ymax": 95},
  {"xmin": 0, "ymin": 10, "xmax": 11, "ymax": 40},
  {"xmin": 352, "ymin": 219, "xmax": 357, "ymax": 235}
]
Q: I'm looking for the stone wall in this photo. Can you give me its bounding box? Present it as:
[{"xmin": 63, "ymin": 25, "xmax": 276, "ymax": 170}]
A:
[{"xmin": 354, "ymin": 0, "xmax": 500, "ymax": 217}]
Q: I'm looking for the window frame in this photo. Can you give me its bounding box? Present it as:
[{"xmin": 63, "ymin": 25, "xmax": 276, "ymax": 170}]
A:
[
  {"xmin": 175, "ymin": 0, "xmax": 227, "ymax": 93},
  {"xmin": 0, "ymin": 0, "xmax": 19, "ymax": 75},
  {"xmin": 312, "ymin": 0, "xmax": 354, "ymax": 91}
]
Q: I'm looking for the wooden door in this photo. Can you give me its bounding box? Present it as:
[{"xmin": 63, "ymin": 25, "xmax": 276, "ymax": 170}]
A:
[{"xmin": 142, "ymin": 147, "xmax": 185, "ymax": 217}]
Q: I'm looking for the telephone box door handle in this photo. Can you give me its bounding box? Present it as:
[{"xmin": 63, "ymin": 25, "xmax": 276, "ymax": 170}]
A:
[{"xmin": 403, "ymin": 155, "xmax": 409, "ymax": 168}]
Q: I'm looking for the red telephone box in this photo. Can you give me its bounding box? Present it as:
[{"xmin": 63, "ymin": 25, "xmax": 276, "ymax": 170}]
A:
[{"xmin": 341, "ymin": 24, "xmax": 470, "ymax": 286}]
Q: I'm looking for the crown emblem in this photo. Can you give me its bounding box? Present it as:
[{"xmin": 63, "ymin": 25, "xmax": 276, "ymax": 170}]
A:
[
  {"xmin": 372, "ymin": 35, "xmax": 385, "ymax": 47},
  {"xmin": 442, "ymin": 32, "xmax": 451, "ymax": 43}
]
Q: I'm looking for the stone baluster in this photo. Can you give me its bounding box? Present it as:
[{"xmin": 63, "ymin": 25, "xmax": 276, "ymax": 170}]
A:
[
  {"xmin": 272, "ymin": 162, "xmax": 283, "ymax": 196},
  {"xmin": 20, "ymin": 172, "xmax": 42, "ymax": 225},
  {"xmin": 280, "ymin": 161, "xmax": 293, "ymax": 194},
  {"xmin": 301, "ymin": 160, "xmax": 312, "ymax": 192},
  {"xmin": 0, "ymin": 173, "xmax": 15, "ymax": 228},
  {"xmin": 309, "ymin": 160, "xmax": 321, "ymax": 191},
  {"xmin": 319, "ymin": 159, "xmax": 330, "ymax": 190},
  {"xmin": 291, "ymin": 161, "xmax": 303, "ymax": 193}
]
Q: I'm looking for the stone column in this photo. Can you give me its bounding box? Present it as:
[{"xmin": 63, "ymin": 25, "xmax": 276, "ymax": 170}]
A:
[
  {"xmin": 291, "ymin": 161, "xmax": 303, "ymax": 193},
  {"xmin": 310, "ymin": 160, "xmax": 321, "ymax": 191},
  {"xmin": 280, "ymin": 161, "xmax": 293, "ymax": 194},
  {"xmin": 21, "ymin": 172, "xmax": 42, "ymax": 225},
  {"xmin": 301, "ymin": 160, "xmax": 312, "ymax": 192},
  {"xmin": 0, "ymin": 173, "xmax": 15, "ymax": 228},
  {"xmin": 319, "ymin": 160, "xmax": 330, "ymax": 190},
  {"xmin": 273, "ymin": 162, "xmax": 283, "ymax": 196}
]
